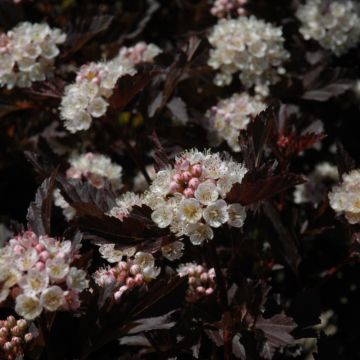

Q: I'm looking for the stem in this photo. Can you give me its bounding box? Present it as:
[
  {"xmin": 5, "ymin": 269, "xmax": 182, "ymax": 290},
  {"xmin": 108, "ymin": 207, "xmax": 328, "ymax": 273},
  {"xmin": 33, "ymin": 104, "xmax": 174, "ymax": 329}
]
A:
[{"xmin": 206, "ymin": 240, "xmax": 232, "ymax": 360}]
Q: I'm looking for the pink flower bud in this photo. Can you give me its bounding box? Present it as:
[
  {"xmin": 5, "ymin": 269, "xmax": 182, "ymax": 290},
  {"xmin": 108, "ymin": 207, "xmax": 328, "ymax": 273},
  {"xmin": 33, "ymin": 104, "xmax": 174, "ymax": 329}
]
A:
[
  {"xmin": 181, "ymin": 171, "xmax": 192, "ymax": 182},
  {"xmin": 200, "ymin": 273, "xmax": 208, "ymax": 282},
  {"xmin": 195, "ymin": 265, "xmax": 204, "ymax": 275},
  {"xmin": 11, "ymin": 326, "xmax": 21, "ymax": 337},
  {"xmin": 183, "ymin": 188, "xmax": 194, "ymax": 198},
  {"xmin": 16, "ymin": 320, "xmax": 27, "ymax": 332},
  {"xmin": 188, "ymin": 276, "xmax": 196, "ymax": 285},
  {"xmin": 35, "ymin": 244, "xmax": 45, "ymax": 253},
  {"xmin": 172, "ymin": 174, "xmax": 182, "ymax": 182},
  {"xmin": 24, "ymin": 333, "xmax": 32, "ymax": 343},
  {"xmin": 6, "ymin": 317, "xmax": 15, "ymax": 328},
  {"xmin": 39, "ymin": 250, "xmax": 49, "ymax": 262},
  {"xmin": 191, "ymin": 164, "xmax": 202, "ymax": 177},
  {"xmin": 11, "ymin": 336, "xmax": 21, "ymax": 345},
  {"xmin": 0, "ymin": 327, "xmax": 8, "ymax": 337},
  {"xmin": 205, "ymin": 287, "xmax": 214, "ymax": 295},
  {"xmin": 130, "ymin": 264, "xmax": 141, "ymax": 276},
  {"xmin": 196, "ymin": 286, "xmax": 205, "ymax": 294},
  {"xmin": 170, "ymin": 181, "xmax": 181, "ymax": 193},
  {"xmin": 3, "ymin": 342, "xmax": 13, "ymax": 352},
  {"xmin": 126, "ymin": 277, "xmax": 135, "ymax": 288},
  {"xmin": 35, "ymin": 262, "xmax": 45, "ymax": 271},
  {"xmin": 134, "ymin": 273, "xmax": 144, "ymax": 285},
  {"xmin": 179, "ymin": 159, "xmax": 190, "ymax": 170},
  {"xmin": 188, "ymin": 178, "xmax": 200, "ymax": 189},
  {"xmin": 118, "ymin": 261, "xmax": 128, "ymax": 271}
]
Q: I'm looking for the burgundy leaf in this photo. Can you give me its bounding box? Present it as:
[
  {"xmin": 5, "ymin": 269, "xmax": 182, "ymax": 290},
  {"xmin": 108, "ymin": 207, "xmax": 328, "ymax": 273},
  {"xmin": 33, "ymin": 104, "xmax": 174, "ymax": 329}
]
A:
[
  {"xmin": 255, "ymin": 313, "xmax": 296, "ymax": 347},
  {"xmin": 150, "ymin": 131, "xmax": 171, "ymax": 172}
]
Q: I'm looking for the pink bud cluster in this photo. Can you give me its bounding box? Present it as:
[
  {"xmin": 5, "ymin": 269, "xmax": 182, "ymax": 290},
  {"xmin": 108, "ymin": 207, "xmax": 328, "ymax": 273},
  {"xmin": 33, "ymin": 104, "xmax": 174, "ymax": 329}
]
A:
[
  {"xmin": 170, "ymin": 158, "xmax": 204, "ymax": 198},
  {"xmin": 177, "ymin": 263, "xmax": 216, "ymax": 302},
  {"xmin": 0, "ymin": 316, "xmax": 33, "ymax": 360},
  {"xmin": 210, "ymin": 0, "xmax": 247, "ymax": 18},
  {"xmin": 94, "ymin": 252, "xmax": 160, "ymax": 301}
]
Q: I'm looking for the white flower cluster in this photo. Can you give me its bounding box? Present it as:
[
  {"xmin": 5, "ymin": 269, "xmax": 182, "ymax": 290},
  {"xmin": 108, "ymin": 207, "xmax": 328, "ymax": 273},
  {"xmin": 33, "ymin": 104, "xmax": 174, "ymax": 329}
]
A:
[
  {"xmin": 206, "ymin": 92, "xmax": 266, "ymax": 152},
  {"xmin": 93, "ymin": 252, "xmax": 160, "ymax": 301},
  {"xmin": 0, "ymin": 22, "xmax": 66, "ymax": 89},
  {"xmin": 54, "ymin": 152, "xmax": 123, "ymax": 221},
  {"xmin": 144, "ymin": 149, "xmax": 247, "ymax": 245},
  {"xmin": 108, "ymin": 192, "xmax": 144, "ymax": 221},
  {"xmin": 177, "ymin": 263, "xmax": 215, "ymax": 302},
  {"xmin": 329, "ymin": 169, "xmax": 360, "ymax": 224},
  {"xmin": 296, "ymin": 0, "xmax": 360, "ymax": 56},
  {"xmin": 60, "ymin": 42, "xmax": 161, "ymax": 133},
  {"xmin": 207, "ymin": 16, "xmax": 289, "ymax": 89},
  {"xmin": 66, "ymin": 152, "xmax": 123, "ymax": 189},
  {"xmin": 210, "ymin": 0, "xmax": 247, "ymax": 18},
  {"xmin": 118, "ymin": 42, "xmax": 162, "ymax": 65},
  {"xmin": 294, "ymin": 162, "xmax": 338, "ymax": 205},
  {"xmin": 0, "ymin": 231, "xmax": 89, "ymax": 320}
]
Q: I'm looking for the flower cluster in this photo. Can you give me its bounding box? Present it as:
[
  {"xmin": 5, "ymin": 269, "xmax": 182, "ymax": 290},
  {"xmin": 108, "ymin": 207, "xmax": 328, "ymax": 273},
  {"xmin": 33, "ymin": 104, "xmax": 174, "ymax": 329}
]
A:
[
  {"xmin": 109, "ymin": 192, "xmax": 144, "ymax": 221},
  {"xmin": 54, "ymin": 152, "xmax": 123, "ymax": 220},
  {"xmin": 94, "ymin": 252, "xmax": 160, "ymax": 301},
  {"xmin": 0, "ymin": 316, "xmax": 34, "ymax": 360},
  {"xmin": 144, "ymin": 149, "xmax": 247, "ymax": 245},
  {"xmin": 60, "ymin": 42, "xmax": 161, "ymax": 133},
  {"xmin": 66, "ymin": 152, "xmax": 123, "ymax": 189},
  {"xmin": 207, "ymin": 16, "xmax": 289, "ymax": 89},
  {"xmin": 177, "ymin": 263, "xmax": 215, "ymax": 302},
  {"xmin": 294, "ymin": 162, "xmax": 338, "ymax": 205},
  {"xmin": 0, "ymin": 22, "xmax": 66, "ymax": 89},
  {"xmin": 118, "ymin": 42, "xmax": 162, "ymax": 65},
  {"xmin": 0, "ymin": 231, "xmax": 89, "ymax": 320},
  {"xmin": 328, "ymin": 169, "xmax": 360, "ymax": 224},
  {"xmin": 206, "ymin": 92, "xmax": 266, "ymax": 152},
  {"xmin": 210, "ymin": 0, "xmax": 247, "ymax": 18},
  {"xmin": 296, "ymin": 0, "xmax": 360, "ymax": 56}
]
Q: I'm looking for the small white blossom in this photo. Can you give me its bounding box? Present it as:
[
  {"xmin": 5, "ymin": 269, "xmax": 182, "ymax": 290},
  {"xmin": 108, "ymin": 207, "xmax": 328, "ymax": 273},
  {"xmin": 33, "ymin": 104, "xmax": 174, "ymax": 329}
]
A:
[
  {"xmin": 227, "ymin": 203, "xmax": 246, "ymax": 228},
  {"xmin": 203, "ymin": 200, "xmax": 229, "ymax": 227},
  {"xmin": 19, "ymin": 269, "xmax": 49, "ymax": 295},
  {"xmin": 151, "ymin": 205, "xmax": 174, "ymax": 228},
  {"xmin": 179, "ymin": 198, "xmax": 203, "ymax": 223},
  {"xmin": 66, "ymin": 268, "xmax": 89, "ymax": 292},
  {"xmin": 161, "ymin": 241, "xmax": 184, "ymax": 261},
  {"xmin": 46, "ymin": 258, "xmax": 70, "ymax": 281},
  {"xmin": 40, "ymin": 286, "xmax": 64, "ymax": 311},
  {"xmin": 186, "ymin": 223, "xmax": 214, "ymax": 245},
  {"xmin": 194, "ymin": 181, "xmax": 219, "ymax": 206},
  {"xmin": 15, "ymin": 294, "xmax": 43, "ymax": 320}
]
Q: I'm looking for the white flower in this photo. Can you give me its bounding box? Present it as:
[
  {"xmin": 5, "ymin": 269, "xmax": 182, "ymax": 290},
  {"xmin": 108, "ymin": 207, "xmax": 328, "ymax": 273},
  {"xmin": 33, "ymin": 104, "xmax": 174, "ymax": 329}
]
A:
[
  {"xmin": 186, "ymin": 223, "xmax": 214, "ymax": 245},
  {"xmin": 203, "ymin": 199, "xmax": 229, "ymax": 227},
  {"xmin": 227, "ymin": 203, "xmax": 246, "ymax": 227},
  {"xmin": 207, "ymin": 16, "xmax": 289, "ymax": 88},
  {"xmin": 134, "ymin": 252, "xmax": 155, "ymax": 270},
  {"xmin": 194, "ymin": 181, "xmax": 219, "ymax": 205},
  {"xmin": 15, "ymin": 294, "xmax": 43, "ymax": 320},
  {"xmin": 151, "ymin": 205, "xmax": 174, "ymax": 228},
  {"xmin": 0, "ymin": 22, "xmax": 66, "ymax": 89},
  {"xmin": 66, "ymin": 267, "xmax": 89, "ymax": 292},
  {"xmin": 99, "ymin": 244, "xmax": 124, "ymax": 263},
  {"xmin": 87, "ymin": 97, "xmax": 108, "ymax": 118},
  {"xmin": 179, "ymin": 198, "xmax": 203, "ymax": 223},
  {"xmin": 19, "ymin": 269, "xmax": 49, "ymax": 295},
  {"xmin": 142, "ymin": 265, "xmax": 161, "ymax": 281},
  {"xmin": 46, "ymin": 257, "xmax": 70, "ymax": 281},
  {"xmin": 15, "ymin": 248, "xmax": 39, "ymax": 271},
  {"xmin": 161, "ymin": 241, "xmax": 184, "ymax": 261},
  {"xmin": 296, "ymin": 0, "xmax": 360, "ymax": 56},
  {"xmin": 40, "ymin": 286, "xmax": 64, "ymax": 311},
  {"xmin": 2, "ymin": 267, "xmax": 22, "ymax": 288}
]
